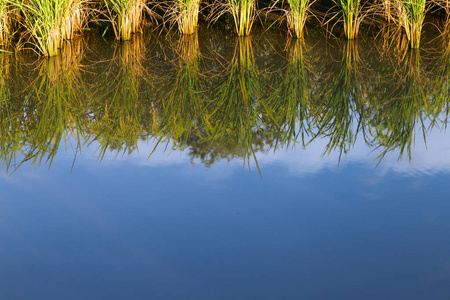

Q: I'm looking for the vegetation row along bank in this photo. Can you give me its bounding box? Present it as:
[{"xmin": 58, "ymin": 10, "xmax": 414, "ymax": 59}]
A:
[{"xmin": 0, "ymin": 0, "xmax": 447, "ymax": 55}]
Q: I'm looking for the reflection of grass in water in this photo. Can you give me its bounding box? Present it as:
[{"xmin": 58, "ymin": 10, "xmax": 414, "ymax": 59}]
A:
[
  {"xmin": 155, "ymin": 34, "xmax": 206, "ymax": 147},
  {"xmin": 312, "ymin": 40, "xmax": 368, "ymax": 158},
  {"xmin": 204, "ymin": 37, "xmax": 266, "ymax": 170},
  {"xmin": 266, "ymin": 38, "xmax": 312, "ymax": 148},
  {"xmin": 150, "ymin": 35, "xmax": 270, "ymax": 171},
  {"xmin": 86, "ymin": 36, "xmax": 150, "ymax": 158},
  {"xmin": 426, "ymin": 28, "xmax": 450, "ymax": 124},
  {"xmin": 0, "ymin": 55, "xmax": 15, "ymax": 171},
  {"xmin": 0, "ymin": 42, "xmax": 87, "ymax": 172},
  {"xmin": 369, "ymin": 49, "xmax": 428, "ymax": 161}
]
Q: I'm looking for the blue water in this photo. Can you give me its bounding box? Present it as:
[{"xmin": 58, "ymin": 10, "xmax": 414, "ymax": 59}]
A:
[
  {"xmin": 2, "ymin": 26, "xmax": 450, "ymax": 299},
  {"xmin": 1, "ymin": 135, "xmax": 450, "ymax": 300}
]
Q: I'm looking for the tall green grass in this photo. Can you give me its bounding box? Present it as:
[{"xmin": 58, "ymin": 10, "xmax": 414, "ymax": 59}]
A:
[
  {"xmin": 210, "ymin": 0, "xmax": 256, "ymax": 36},
  {"xmin": 12, "ymin": 0, "xmax": 82, "ymax": 56},
  {"xmin": 286, "ymin": 0, "xmax": 310, "ymax": 38},
  {"xmin": 390, "ymin": 0, "xmax": 427, "ymax": 48},
  {"xmin": 175, "ymin": 0, "xmax": 201, "ymax": 34},
  {"xmin": 0, "ymin": 0, "xmax": 14, "ymax": 45},
  {"xmin": 103, "ymin": 0, "xmax": 148, "ymax": 40},
  {"xmin": 336, "ymin": 0, "xmax": 362, "ymax": 39}
]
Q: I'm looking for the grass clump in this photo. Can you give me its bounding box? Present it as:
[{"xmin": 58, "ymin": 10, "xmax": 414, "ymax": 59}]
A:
[
  {"xmin": 103, "ymin": 0, "xmax": 149, "ymax": 40},
  {"xmin": 0, "ymin": 0, "xmax": 14, "ymax": 45},
  {"xmin": 210, "ymin": 0, "xmax": 256, "ymax": 36},
  {"xmin": 383, "ymin": 0, "xmax": 427, "ymax": 48},
  {"xmin": 285, "ymin": 0, "xmax": 311, "ymax": 38},
  {"xmin": 173, "ymin": 0, "xmax": 201, "ymax": 34},
  {"xmin": 335, "ymin": 0, "xmax": 363, "ymax": 39},
  {"xmin": 12, "ymin": 0, "xmax": 83, "ymax": 56},
  {"xmin": 62, "ymin": 0, "xmax": 85, "ymax": 40}
]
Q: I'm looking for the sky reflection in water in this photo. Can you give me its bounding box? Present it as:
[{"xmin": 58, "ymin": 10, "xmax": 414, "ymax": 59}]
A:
[{"xmin": 1, "ymin": 27, "xmax": 450, "ymax": 299}]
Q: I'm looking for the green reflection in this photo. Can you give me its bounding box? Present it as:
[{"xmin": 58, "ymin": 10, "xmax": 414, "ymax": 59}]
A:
[
  {"xmin": 369, "ymin": 48, "xmax": 430, "ymax": 161},
  {"xmin": 202, "ymin": 37, "xmax": 267, "ymax": 170},
  {"xmin": 85, "ymin": 36, "xmax": 151, "ymax": 158},
  {"xmin": 2, "ymin": 32, "xmax": 450, "ymax": 173},
  {"xmin": 154, "ymin": 34, "xmax": 208, "ymax": 149},
  {"xmin": 266, "ymin": 38, "xmax": 312, "ymax": 148},
  {"xmin": 312, "ymin": 40, "xmax": 368, "ymax": 158},
  {"xmin": 1, "ymin": 41, "xmax": 87, "ymax": 172}
]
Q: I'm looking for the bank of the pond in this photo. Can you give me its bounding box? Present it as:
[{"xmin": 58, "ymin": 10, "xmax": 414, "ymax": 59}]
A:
[{"xmin": 0, "ymin": 0, "xmax": 448, "ymax": 55}]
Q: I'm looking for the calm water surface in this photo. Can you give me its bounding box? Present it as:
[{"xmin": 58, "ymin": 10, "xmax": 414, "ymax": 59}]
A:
[{"xmin": 1, "ymin": 25, "xmax": 450, "ymax": 299}]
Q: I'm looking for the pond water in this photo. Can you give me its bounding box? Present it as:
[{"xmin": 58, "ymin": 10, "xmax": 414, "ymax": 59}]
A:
[{"xmin": 1, "ymin": 24, "xmax": 450, "ymax": 299}]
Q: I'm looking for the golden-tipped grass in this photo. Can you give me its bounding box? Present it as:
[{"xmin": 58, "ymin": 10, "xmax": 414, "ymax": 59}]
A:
[
  {"xmin": 0, "ymin": 0, "xmax": 14, "ymax": 45},
  {"xmin": 171, "ymin": 0, "xmax": 201, "ymax": 34},
  {"xmin": 12, "ymin": 0, "xmax": 84, "ymax": 56},
  {"xmin": 232, "ymin": 0, "xmax": 255, "ymax": 35},
  {"xmin": 103, "ymin": 0, "xmax": 149, "ymax": 40},
  {"xmin": 335, "ymin": 0, "xmax": 363, "ymax": 39},
  {"xmin": 209, "ymin": 0, "xmax": 256, "ymax": 36},
  {"xmin": 283, "ymin": 0, "xmax": 312, "ymax": 38},
  {"xmin": 386, "ymin": 0, "xmax": 427, "ymax": 48},
  {"xmin": 62, "ymin": 0, "xmax": 85, "ymax": 40}
]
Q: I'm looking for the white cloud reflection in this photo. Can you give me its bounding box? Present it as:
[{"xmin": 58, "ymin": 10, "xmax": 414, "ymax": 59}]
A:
[{"xmin": 82, "ymin": 127, "xmax": 450, "ymax": 178}]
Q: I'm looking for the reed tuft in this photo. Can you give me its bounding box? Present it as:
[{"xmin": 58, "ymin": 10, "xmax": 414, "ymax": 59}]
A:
[
  {"xmin": 103, "ymin": 0, "xmax": 149, "ymax": 40},
  {"xmin": 176, "ymin": 0, "xmax": 201, "ymax": 34},
  {"xmin": 384, "ymin": 0, "xmax": 427, "ymax": 48},
  {"xmin": 62, "ymin": 0, "xmax": 85, "ymax": 40},
  {"xmin": 11, "ymin": 0, "xmax": 84, "ymax": 56},
  {"xmin": 0, "ymin": 0, "xmax": 14, "ymax": 45},
  {"xmin": 286, "ymin": 0, "xmax": 310, "ymax": 38},
  {"xmin": 337, "ymin": 0, "xmax": 362, "ymax": 39},
  {"xmin": 209, "ymin": 0, "xmax": 256, "ymax": 36}
]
